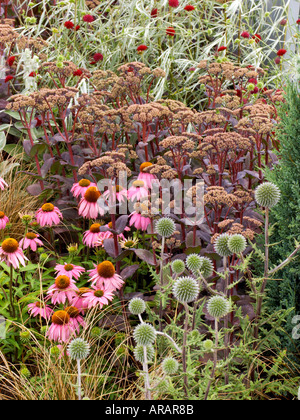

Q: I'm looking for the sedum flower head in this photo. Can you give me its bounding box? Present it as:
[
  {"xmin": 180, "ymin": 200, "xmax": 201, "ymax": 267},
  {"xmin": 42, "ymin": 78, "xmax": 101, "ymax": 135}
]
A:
[
  {"xmin": 133, "ymin": 323, "xmax": 156, "ymax": 346},
  {"xmin": 68, "ymin": 338, "xmax": 90, "ymax": 361},
  {"xmin": 155, "ymin": 217, "xmax": 176, "ymax": 238},
  {"xmin": 207, "ymin": 296, "xmax": 231, "ymax": 319},
  {"xmin": 255, "ymin": 182, "xmax": 280, "ymax": 208},
  {"xmin": 171, "ymin": 259, "xmax": 185, "ymax": 275},
  {"xmin": 128, "ymin": 297, "xmax": 146, "ymax": 315},
  {"xmin": 214, "ymin": 233, "xmax": 232, "ymax": 257},
  {"xmin": 173, "ymin": 276, "xmax": 199, "ymax": 303},
  {"xmin": 134, "ymin": 344, "xmax": 155, "ymax": 363},
  {"xmin": 228, "ymin": 234, "xmax": 247, "ymax": 254},
  {"xmin": 162, "ymin": 357, "xmax": 179, "ymax": 375}
]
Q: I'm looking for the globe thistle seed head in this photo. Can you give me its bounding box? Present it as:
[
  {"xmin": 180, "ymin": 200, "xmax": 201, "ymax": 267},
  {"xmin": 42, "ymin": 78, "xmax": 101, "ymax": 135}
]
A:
[
  {"xmin": 207, "ymin": 296, "xmax": 231, "ymax": 319},
  {"xmin": 199, "ymin": 257, "xmax": 214, "ymax": 278},
  {"xmin": 155, "ymin": 217, "xmax": 176, "ymax": 238},
  {"xmin": 214, "ymin": 233, "xmax": 232, "ymax": 257},
  {"xmin": 128, "ymin": 297, "xmax": 146, "ymax": 315},
  {"xmin": 228, "ymin": 234, "xmax": 247, "ymax": 254},
  {"xmin": 203, "ymin": 339, "xmax": 214, "ymax": 352},
  {"xmin": 171, "ymin": 259, "xmax": 185, "ymax": 275},
  {"xmin": 255, "ymin": 182, "xmax": 280, "ymax": 208},
  {"xmin": 186, "ymin": 254, "xmax": 202, "ymax": 273},
  {"xmin": 173, "ymin": 276, "xmax": 199, "ymax": 303},
  {"xmin": 68, "ymin": 338, "xmax": 90, "ymax": 361},
  {"xmin": 162, "ymin": 357, "xmax": 179, "ymax": 375},
  {"xmin": 133, "ymin": 344, "xmax": 155, "ymax": 364},
  {"xmin": 133, "ymin": 323, "xmax": 156, "ymax": 346}
]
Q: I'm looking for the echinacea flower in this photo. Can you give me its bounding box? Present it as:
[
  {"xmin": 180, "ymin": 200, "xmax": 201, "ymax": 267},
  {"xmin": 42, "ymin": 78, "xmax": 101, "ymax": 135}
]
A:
[
  {"xmin": 71, "ymin": 179, "xmax": 97, "ymax": 198},
  {"xmin": 47, "ymin": 275, "xmax": 78, "ymax": 305},
  {"xmin": 55, "ymin": 263, "xmax": 85, "ymax": 280},
  {"xmin": 102, "ymin": 185, "xmax": 127, "ymax": 205},
  {"xmin": 64, "ymin": 21, "xmax": 74, "ymax": 29},
  {"xmin": 166, "ymin": 27, "xmax": 176, "ymax": 37},
  {"xmin": 129, "ymin": 212, "xmax": 151, "ymax": 231},
  {"xmin": 71, "ymin": 287, "xmax": 91, "ymax": 313},
  {"xmin": 94, "ymin": 222, "xmax": 129, "ymax": 247},
  {"xmin": 82, "ymin": 285, "xmax": 115, "ymax": 309},
  {"xmin": 88, "ymin": 261, "xmax": 124, "ymax": 291},
  {"xmin": 0, "ymin": 212, "xmax": 9, "ymax": 230},
  {"xmin": 65, "ymin": 306, "xmax": 86, "ymax": 333},
  {"xmin": 137, "ymin": 162, "xmax": 156, "ymax": 189},
  {"xmin": 28, "ymin": 301, "xmax": 53, "ymax": 320},
  {"xmin": 169, "ymin": 0, "xmax": 179, "ymax": 7},
  {"xmin": 46, "ymin": 310, "xmax": 75, "ymax": 343},
  {"xmin": 83, "ymin": 14, "xmax": 95, "ymax": 22},
  {"xmin": 19, "ymin": 232, "xmax": 43, "ymax": 252},
  {"xmin": 277, "ymin": 49, "xmax": 287, "ymax": 56},
  {"xmin": 36, "ymin": 203, "xmax": 63, "ymax": 227},
  {"xmin": 184, "ymin": 5, "xmax": 195, "ymax": 11},
  {"xmin": 127, "ymin": 180, "xmax": 148, "ymax": 201},
  {"xmin": 83, "ymin": 223, "xmax": 103, "ymax": 248},
  {"xmin": 119, "ymin": 236, "xmax": 139, "ymax": 249},
  {"xmin": 0, "ymin": 177, "xmax": 8, "ymax": 190},
  {"xmin": 78, "ymin": 186, "xmax": 104, "ymax": 219},
  {"xmin": 0, "ymin": 238, "xmax": 28, "ymax": 269},
  {"xmin": 137, "ymin": 45, "xmax": 148, "ymax": 53}
]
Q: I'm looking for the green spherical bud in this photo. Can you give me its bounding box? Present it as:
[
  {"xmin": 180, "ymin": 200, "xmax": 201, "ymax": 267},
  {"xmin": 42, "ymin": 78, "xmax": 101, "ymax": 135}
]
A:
[
  {"xmin": 155, "ymin": 217, "xmax": 176, "ymax": 238},
  {"xmin": 247, "ymin": 83, "xmax": 255, "ymax": 91},
  {"xmin": 20, "ymin": 367, "xmax": 31, "ymax": 378},
  {"xmin": 207, "ymin": 28, "xmax": 213, "ymax": 36},
  {"xmin": 199, "ymin": 256, "xmax": 214, "ymax": 278},
  {"xmin": 228, "ymin": 234, "xmax": 247, "ymax": 254},
  {"xmin": 134, "ymin": 345, "xmax": 155, "ymax": 363},
  {"xmin": 186, "ymin": 254, "xmax": 202, "ymax": 273},
  {"xmin": 50, "ymin": 345, "xmax": 61, "ymax": 357},
  {"xmin": 171, "ymin": 259, "xmax": 185, "ymax": 275},
  {"xmin": 68, "ymin": 338, "xmax": 90, "ymax": 361},
  {"xmin": 162, "ymin": 357, "xmax": 179, "ymax": 375},
  {"xmin": 257, "ymin": 81, "xmax": 264, "ymax": 89},
  {"xmin": 90, "ymin": 326, "xmax": 101, "ymax": 338},
  {"xmin": 203, "ymin": 339, "xmax": 214, "ymax": 352},
  {"xmin": 173, "ymin": 276, "xmax": 199, "ymax": 303},
  {"xmin": 207, "ymin": 296, "xmax": 231, "ymax": 319},
  {"xmin": 40, "ymin": 325, "xmax": 48, "ymax": 335},
  {"xmin": 128, "ymin": 297, "xmax": 146, "ymax": 315},
  {"xmin": 20, "ymin": 330, "xmax": 30, "ymax": 344},
  {"xmin": 214, "ymin": 233, "xmax": 232, "ymax": 257},
  {"xmin": 255, "ymin": 182, "xmax": 281, "ymax": 208},
  {"xmin": 56, "ymin": 61, "xmax": 64, "ymax": 69},
  {"xmin": 133, "ymin": 323, "xmax": 156, "ymax": 346},
  {"xmin": 265, "ymin": 12, "xmax": 270, "ymax": 17}
]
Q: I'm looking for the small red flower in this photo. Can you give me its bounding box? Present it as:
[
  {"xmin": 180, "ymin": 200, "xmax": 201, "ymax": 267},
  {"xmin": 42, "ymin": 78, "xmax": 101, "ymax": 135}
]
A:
[
  {"xmin": 151, "ymin": 8, "xmax": 158, "ymax": 18},
  {"xmin": 64, "ymin": 21, "xmax": 74, "ymax": 29},
  {"xmin": 274, "ymin": 57, "xmax": 281, "ymax": 65},
  {"xmin": 166, "ymin": 27, "xmax": 176, "ymax": 37},
  {"xmin": 75, "ymin": 25, "xmax": 80, "ymax": 31},
  {"xmin": 241, "ymin": 31, "xmax": 250, "ymax": 38},
  {"xmin": 137, "ymin": 45, "xmax": 148, "ymax": 53},
  {"xmin": 280, "ymin": 19, "xmax": 287, "ymax": 25},
  {"xmin": 188, "ymin": 67, "xmax": 196, "ymax": 72},
  {"xmin": 252, "ymin": 33, "xmax": 261, "ymax": 43},
  {"xmin": 7, "ymin": 56, "xmax": 16, "ymax": 66},
  {"xmin": 83, "ymin": 14, "xmax": 95, "ymax": 23},
  {"xmin": 248, "ymin": 78, "xmax": 257, "ymax": 85},
  {"xmin": 184, "ymin": 5, "xmax": 195, "ymax": 11},
  {"xmin": 297, "ymin": 19, "xmax": 300, "ymax": 24},
  {"xmin": 217, "ymin": 46, "xmax": 227, "ymax": 52},
  {"xmin": 5, "ymin": 75, "xmax": 14, "ymax": 83},
  {"xmin": 73, "ymin": 69, "xmax": 83, "ymax": 76},
  {"xmin": 169, "ymin": 0, "xmax": 179, "ymax": 7},
  {"xmin": 277, "ymin": 49, "xmax": 287, "ymax": 56},
  {"xmin": 93, "ymin": 53, "xmax": 103, "ymax": 62},
  {"xmin": 251, "ymin": 87, "xmax": 259, "ymax": 94},
  {"xmin": 28, "ymin": 71, "xmax": 37, "ymax": 77}
]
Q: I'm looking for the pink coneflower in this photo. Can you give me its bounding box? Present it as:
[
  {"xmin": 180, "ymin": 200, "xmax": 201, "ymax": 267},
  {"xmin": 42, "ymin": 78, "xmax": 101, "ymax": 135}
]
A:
[
  {"xmin": 5, "ymin": 75, "xmax": 14, "ymax": 83},
  {"xmin": 46, "ymin": 310, "xmax": 75, "ymax": 343},
  {"xmin": 28, "ymin": 301, "xmax": 53, "ymax": 320},
  {"xmin": 184, "ymin": 5, "xmax": 195, "ymax": 11},
  {"xmin": 252, "ymin": 33, "xmax": 261, "ymax": 43},
  {"xmin": 129, "ymin": 212, "xmax": 151, "ymax": 231},
  {"xmin": 7, "ymin": 56, "xmax": 16, "ymax": 66},
  {"xmin": 78, "ymin": 186, "xmax": 104, "ymax": 219},
  {"xmin": 241, "ymin": 31, "xmax": 250, "ymax": 38},
  {"xmin": 64, "ymin": 21, "xmax": 74, "ymax": 29},
  {"xmin": 169, "ymin": 0, "xmax": 179, "ymax": 7},
  {"xmin": 102, "ymin": 185, "xmax": 127, "ymax": 204},
  {"xmin": 47, "ymin": 275, "xmax": 78, "ymax": 305},
  {"xmin": 0, "ymin": 212, "xmax": 9, "ymax": 230},
  {"xmin": 166, "ymin": 27, "xmax": 176, "ymax": 37},
  {"xmin": 88, "ymin": 261, "xmax": 124, "ymax": 291},
  {"xmin": 277, "ymin": 49, "xmax": 287, "ymax": 56},
  {"xmin": 94, "ymin": 222, "xmax": 129, "ymax": 247},
  {"xmin": 137, "ymin": 162, "xmax": 156, "ymax": 189},
  {"xmin": 217, "ymin": 46, "xmax": 227, "ymax": 52},
  {"xmin": 55, "ymin": 263, "xmax": 85, "ymax": 280},
  {"xmin": 0, "ymin": 238, "xmax": 28, "ymax": 269},
  {"xmin": 0, "ymin": 177, "xmax": 8, "ymax": 190},
  {"xmin": 65, "ymin": 306, "xmax": 86, "ymax": 333},
  {"xmin": 71, "ymin": 287, "xmax": 91, "ymax": 313},
  {"xmin": 71, "ymin": 179, "xmax": 97, "ymax": 198},
  {"xmin": 82, "ymin": 285, "xmax": 115, "ymax": 309},
  {"xmin": 36, "ymin": 203, "xmax": 63, "ymax": 227},
  {"xmin": 151, "ymin": 8, "xmax": 158, "ymax": 18},
  {"xmin": 19, "ymin": 232, "xmax": 43, "ymax": 252},
  {"xmin": 137, "ymin": 45, "xmax": 148, "ymax": 53},
  {"xmin": 83, "ymin": 14, "xmax": 95, "ymax": 22},
  {"xmin": 83, "ymin": 223, "xmax": 103, "ymax": 248},
  {"xmin": 127, "ymin": 180, "xmax": 148, "ymax": 201}
]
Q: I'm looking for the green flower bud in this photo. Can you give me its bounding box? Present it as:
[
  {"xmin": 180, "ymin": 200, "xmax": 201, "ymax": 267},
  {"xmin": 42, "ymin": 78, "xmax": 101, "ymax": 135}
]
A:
[{"xmin": 162, "ymin": 357, "xmax": 179, "ymax": 375}]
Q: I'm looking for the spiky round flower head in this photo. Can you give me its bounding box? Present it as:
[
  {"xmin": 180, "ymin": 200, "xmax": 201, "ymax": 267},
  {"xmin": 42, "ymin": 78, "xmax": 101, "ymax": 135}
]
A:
[
  {"xmin": 207, "ymin": 296, "xmax": 231, "ymax": 319},
  {"xmin": 91, "ymin": 326, "xmax": 102, "ymax": 338},
  {"xmin": 173, "ymin": 276, "xmax": 199, "ymax": 303},
  {"xmin": 203, "ymin": 339, "xmax": 214, "ymax": 352},
  {"xmin": 199, "ymin": 257, "xmax": 214, "ymax": 278},
  {"xmin": 133, "ymin": 323, "xmax": 156, "ymax": 346},
  {"xmin": 255, "ymin": 182, "xmax": 281, "ymax": 208},
  {"xmin": 50, "ymin": 345, "xmax": 61, "ymax": 358},
  {"xmin": 162, "ymin": 357, "xmax": 179, "ymax": 375},
  {"xmin": 171, "ymin": 259, "xmax": 185, "ymax": 275},
  {"xmin": 214, "ymin": 233, "xmax": 232, "ymax": 257},
  {"xmin": 128, "ymin": 297, "xmax": 146, "ymax": 315},
  {"xmin": 228, "ymin": 234, "xmax": 247, "ymax": 255},
  {"xmin": 20, "ymin": 367, "xmax": 31, "ymax": 378},
  {"xmin": 20, "ymin": 330, "xmax": 30, "ymax": 344},
  {"xmin": 68, "ymin": 338, "xmax": 90, "ymax": 361},
  {"xmin": 186, "ymin": 254, "xmax": 202, "ymax": 273},
  {"xmin": 134, "ymin": 345, "xmax": 155, "ymax": 363},
  {"xmin": 155, "ymin": 217, "xmax": 176, "ymax": 238}
]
